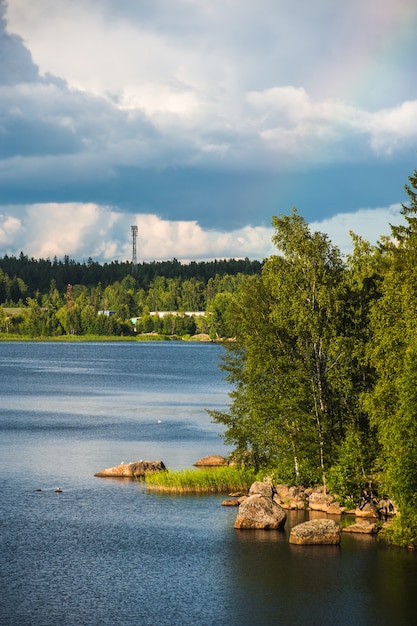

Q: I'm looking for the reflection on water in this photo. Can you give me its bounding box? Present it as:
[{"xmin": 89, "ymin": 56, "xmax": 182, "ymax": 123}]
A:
[{"xmin": 1, "ymin": 342, "xmax": 417, "ymax": 626}]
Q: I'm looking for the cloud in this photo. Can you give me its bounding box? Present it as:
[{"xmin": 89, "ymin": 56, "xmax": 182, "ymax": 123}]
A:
[
  {"xmin": 366, "ymin": 101, "xmax": 417, "ymax": 154},
  {"xmin": 1, "ymin": 0, "xmax": 416, "ymax": 248},
  {"xmin": 310, "ymin": 204, "xmax": 405, "ymax": 255},
  {"xmin": 0, "ymin": 203, "xmax": 275, "ymax": 262},
  {"xmin": 0, "ymin": 1, "xmax": 40, "ymax": 84},
  {"xmin": 0, "ymin": 202, "xmax": 405, "ymax": 264}
]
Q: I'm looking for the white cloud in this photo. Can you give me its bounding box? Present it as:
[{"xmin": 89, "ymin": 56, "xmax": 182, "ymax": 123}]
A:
[
  {"xmin": 366, "ymin": 101, "xmax": 417, "ymax": 154},
  {"xmin": 0, "ymin": 202, "xmax": 405, "ymax": 264},
  {"xmin": 0, "ymin": 202, "xmax": 275, "ymax": 262},
  {"xmin": 0, "ymin": 213, "xmax": 22, "ymax": 243},
  {"xmin": 310, "ymin": 204, "xmax": 404, "ymax": 255}
]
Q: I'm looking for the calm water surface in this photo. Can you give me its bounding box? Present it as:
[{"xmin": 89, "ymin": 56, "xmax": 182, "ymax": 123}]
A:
[{"xmin": 1, "ymin": 341, "xmax": 416, "ymax": 626}]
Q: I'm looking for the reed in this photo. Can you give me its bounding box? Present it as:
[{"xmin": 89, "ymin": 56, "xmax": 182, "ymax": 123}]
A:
[{"xmin": 145, "ymin": 466, "xmax": 256, "ymax": 493}]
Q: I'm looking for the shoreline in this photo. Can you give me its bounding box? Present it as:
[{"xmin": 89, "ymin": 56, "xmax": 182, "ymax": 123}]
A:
[{"xmin": 0, "ymin": 333, "xmax": 218, "ymax": 343}]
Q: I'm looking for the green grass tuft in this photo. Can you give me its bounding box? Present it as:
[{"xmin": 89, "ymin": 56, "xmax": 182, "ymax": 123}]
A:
[{"xmin": 145, "ymin": 466, "xmax": 256, "ymax": 493}]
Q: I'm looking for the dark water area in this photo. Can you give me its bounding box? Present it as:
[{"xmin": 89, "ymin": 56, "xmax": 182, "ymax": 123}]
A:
[{"xmin": 1, "ymin": 341, "xmax": 417, "ymax": 626}]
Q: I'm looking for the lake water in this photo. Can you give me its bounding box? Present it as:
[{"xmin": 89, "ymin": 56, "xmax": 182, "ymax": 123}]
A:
[{"xmin": 1, "ymin": 341, "xmax": 417, "ymax": 626}]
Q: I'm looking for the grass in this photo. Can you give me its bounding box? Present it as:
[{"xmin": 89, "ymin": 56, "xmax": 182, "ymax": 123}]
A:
[{"xmin": 145, "ymin": 466, "xmax": 256, "ymax": 494}]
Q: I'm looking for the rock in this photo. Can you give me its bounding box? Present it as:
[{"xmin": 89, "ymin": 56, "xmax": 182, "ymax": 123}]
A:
[
  {"xmin": 289, "ymin": 518, "xmax": 341, "ymax": 545},
  {"xmin": 326, "ymin": 502, "xmax": 345, "ymax": 515},
  {"xmin": 275, "ymin": 484, "xmax": 290, "ymax": 499},
  {"xmin": 222, "ymin": 499, "xmax": 240, "ymax": 507},
  {"xmin": 308, "ymin": 490, "xmax": 334, "ymax": 512},
  {"xmin": 193, "ymin": 455, "xmax": 228, "ymax": 467},
  {"xmin": 343, "ymin": 521, "xmax": 377, "ymax": 534},
  {"xmin": 272, "ymin": 484, "xmax": 307, "ymax": 510},
  {"xmin": 354, "ymin": 502, "xmax": 378, "ymax": 519},
  {"xmin": 274, "ymin": 491, "xmax": 307, "ymax": 510},
  {"xmin": 234, "ymin": 495, "xmax": 287, "ymax": 530},
  {"xmin": 249, "ymin": 481, "xmax": 273, "ymax": 498},
  {"xmin": 94, "ymin": 460, "xmax": 166, "ymax": 478}
]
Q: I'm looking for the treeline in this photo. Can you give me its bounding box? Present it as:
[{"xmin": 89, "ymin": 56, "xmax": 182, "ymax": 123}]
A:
[
  {"xmin": 0, "ymin": 254, "xmax": 261, "ymax": 300},
  {"xmin": 0, "ymin": 255, "xmax": 261, "ymax": 338},
  {"xmin": 210, "ymin": 168, "xmax": 417, "ymax": 548}
]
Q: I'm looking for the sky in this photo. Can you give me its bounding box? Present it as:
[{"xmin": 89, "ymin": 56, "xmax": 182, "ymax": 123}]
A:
[{"xmin": 1, "ymin": 0, "xmax": 417, "ymax": 263}]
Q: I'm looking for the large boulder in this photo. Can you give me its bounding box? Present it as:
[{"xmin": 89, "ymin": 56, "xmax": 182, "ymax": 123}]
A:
[
  {"xmin": 289, "ymin": 518, "xmax": 341, "ymax": 545},
  {"xmin": 234, "ymin": 494, "xmax": 287, "ymax": 530},
  {"xmin": 94, "ymin": 460, "xmax": 166, "ymax": 478}
]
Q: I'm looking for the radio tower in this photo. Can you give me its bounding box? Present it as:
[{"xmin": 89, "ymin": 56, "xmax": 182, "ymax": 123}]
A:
[{"xmin": 131, "ymin": 225, "xmax": 138, "ymax": 274}]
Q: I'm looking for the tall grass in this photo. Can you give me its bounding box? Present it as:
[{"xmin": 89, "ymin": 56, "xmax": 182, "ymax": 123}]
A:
[{"xmin": 145, "ymin": 466, "xmax": 256, "ymax": 493}]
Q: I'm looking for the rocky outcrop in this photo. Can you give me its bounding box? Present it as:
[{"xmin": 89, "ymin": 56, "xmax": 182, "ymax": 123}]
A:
[
  {"xmin": 193, "ymin": 455, "xmax": 228, "ymax": 467},
  {"xmin": 234, "ymin": 481, "xmax": 287, "ymax": 530},
  {"xmin": 94, "ymin": 460, "xmax": 166, "ymax": 478},
  {"xmin": 289, "ymin": 518, "xmax": 341, "ymax": 545}
]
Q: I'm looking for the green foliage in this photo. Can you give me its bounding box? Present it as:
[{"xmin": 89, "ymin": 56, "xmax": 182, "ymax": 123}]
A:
[
  {"xmin": 379, "ymin": 512, "xmax": 417, "ymax": 549},
  {"xmin": 326, "ymin": 428, "xmax": 368, "ymax": 504}
]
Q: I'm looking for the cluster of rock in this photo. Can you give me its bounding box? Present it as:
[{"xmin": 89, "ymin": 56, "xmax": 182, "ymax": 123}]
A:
[
  {"xmin": 234, "ymin": 481, "xmax": 287, "ymax": 530},
  {"xmin": 94, "ymin": 460, "xmax": 166, "ymax": 478},
  {"xmin": 224, "ymin": 481, "xmax": 396, "ymax": 544}
]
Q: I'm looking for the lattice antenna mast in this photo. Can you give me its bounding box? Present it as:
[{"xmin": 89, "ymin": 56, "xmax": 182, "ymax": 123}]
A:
[{"xmin": 131, "ymin": 225, "xmax": 138, "ymax": 273}]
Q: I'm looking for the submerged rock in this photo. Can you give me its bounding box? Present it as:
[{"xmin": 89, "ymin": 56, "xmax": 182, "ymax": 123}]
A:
[
  {"xmin": 343, "ymin": 521, "xmax": 377, "ymax": 534},
  {"xmin": 94, "ymin": 460, "xmax": 166, "ymax": 478},
  {"xmin": 289, "ymin": 518, "xmax": 341, "ymax": 545}
]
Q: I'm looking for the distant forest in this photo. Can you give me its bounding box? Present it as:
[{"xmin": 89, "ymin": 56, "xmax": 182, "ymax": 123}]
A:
[
  {"xmin": 0, "ymin": 253, "xmax": 262, "ymax": 338},
  {"xmin": 0, "ymin": 253, "xmax": 262, "ymax": 301}
]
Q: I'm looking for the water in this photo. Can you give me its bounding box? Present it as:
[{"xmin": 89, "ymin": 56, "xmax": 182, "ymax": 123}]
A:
[{"xmin": 1, "ymin": 341, "xmax": 416, "ymax": 626}]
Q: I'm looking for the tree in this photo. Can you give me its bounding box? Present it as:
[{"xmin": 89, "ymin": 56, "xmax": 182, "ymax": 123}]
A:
[
  {"xmin": 363, "ymin": 168, "xmax": 417, "ymax": 546},
  {"xmin": 211, "ymin": 210, "xmax": 356, "ymax": 485},
  {"xmin": 263, "ymin": 210, "xmax": 348, "ymax": 488}
]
